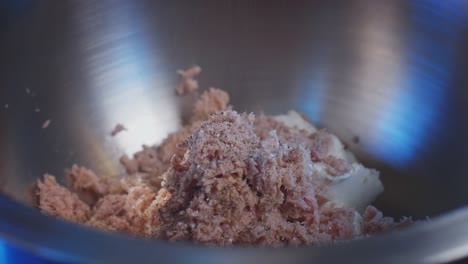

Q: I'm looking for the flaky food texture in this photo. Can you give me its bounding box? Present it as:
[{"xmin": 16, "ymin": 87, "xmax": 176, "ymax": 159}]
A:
[{"xmin": 36, "ymin": 66, "xmax": 409, "ymax": 246}]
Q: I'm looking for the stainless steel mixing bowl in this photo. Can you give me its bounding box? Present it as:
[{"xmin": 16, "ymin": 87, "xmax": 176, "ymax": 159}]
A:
[{"xmin": 1, "ymin": 0, "xmax": 468, "ymax": 263}]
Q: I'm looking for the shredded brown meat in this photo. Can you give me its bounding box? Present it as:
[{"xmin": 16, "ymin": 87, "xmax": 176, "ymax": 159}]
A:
[
  {"xmin": 36, "ymin": 67, "xmax": 410, "ymax": 246},
  {"xmin": 111, "ymin": 124, "xmax": 127, "ymax": 136},
  {"xmin": 175, "ymin": 65, "xmax": 202, "ymax": 96},
  {"xmin": 37, "ymin": 175, "xmax": 90, "ymax": 223}
]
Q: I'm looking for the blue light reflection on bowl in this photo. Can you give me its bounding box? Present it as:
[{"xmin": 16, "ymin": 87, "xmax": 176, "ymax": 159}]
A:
[
  {"xmin": 298, "ymin": 64, "xmax": 327, "ymax": 125},
  {"xmin": 370, "ymin": 0, "xmax": 464, "ymax": 166},
  {"xmin": 298, "ymin": 1, "xmax": 465, "ymax": 168},
  {"xmin": 0, "ymin": 239, "xmax": 48, "ymax": 264}
]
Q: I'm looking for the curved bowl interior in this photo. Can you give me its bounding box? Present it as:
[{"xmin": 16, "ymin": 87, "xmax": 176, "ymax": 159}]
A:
[{"xmin": 1, "ymin": 1, "xmax": 468, "ymax": 263}]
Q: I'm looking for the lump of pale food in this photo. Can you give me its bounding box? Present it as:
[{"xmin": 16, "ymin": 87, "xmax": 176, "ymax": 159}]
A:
[
  {"xmin": 274, "ymin": 111, "xmax": 383, "ymax": 212},
  {"xmin": 273, "ymin": 110, "xmax": 317, "ymax": 134},
  {"xmin": 35, "ymin": 67, "xmax": 410, "ymax": 246}
]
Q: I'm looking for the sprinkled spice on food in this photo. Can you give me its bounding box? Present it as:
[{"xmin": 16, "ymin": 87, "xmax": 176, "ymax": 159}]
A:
[{"xmin": 35, "ymin": 66, "xmax": 411, "ymax": 246}]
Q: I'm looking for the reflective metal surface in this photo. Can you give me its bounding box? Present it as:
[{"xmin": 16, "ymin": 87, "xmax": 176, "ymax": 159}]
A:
[{"xmin": 1, "ymin": 0, "xmax": 468, "ymax": 263}]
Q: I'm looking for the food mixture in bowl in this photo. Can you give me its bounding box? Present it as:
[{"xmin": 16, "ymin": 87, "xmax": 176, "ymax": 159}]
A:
[{"xmin": 35, "ymin": 66, "xmax": 411, "ymax": 246}]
